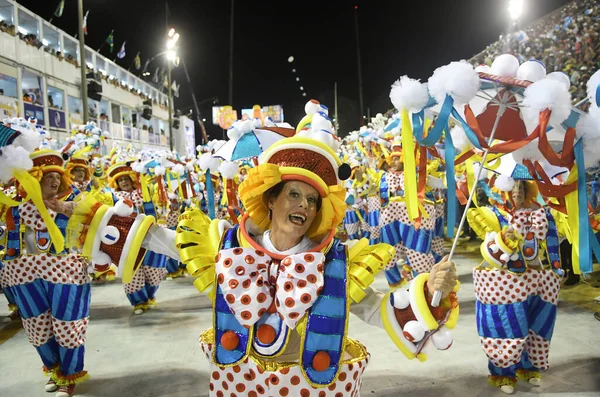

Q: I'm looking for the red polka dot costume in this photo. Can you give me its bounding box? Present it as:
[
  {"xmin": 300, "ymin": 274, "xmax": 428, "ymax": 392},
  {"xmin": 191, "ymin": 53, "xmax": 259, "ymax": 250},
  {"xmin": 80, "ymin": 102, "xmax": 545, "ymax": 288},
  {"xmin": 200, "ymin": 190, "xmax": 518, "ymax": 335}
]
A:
[
  {"xmin": 1, "ymin": 181, "xmax": 91, "ymax": 387},
  {"xmin": 473, "ymin": 205, "xmax": 561, "ymax": 389}
]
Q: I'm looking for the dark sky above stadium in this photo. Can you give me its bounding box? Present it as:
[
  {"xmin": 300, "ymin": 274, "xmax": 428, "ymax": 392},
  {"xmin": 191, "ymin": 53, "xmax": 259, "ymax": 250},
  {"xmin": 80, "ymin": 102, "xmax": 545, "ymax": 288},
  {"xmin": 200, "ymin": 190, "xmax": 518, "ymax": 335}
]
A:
[{"xmin": 18, "ymin": 0, "xmax": 570, "ymax": 140}]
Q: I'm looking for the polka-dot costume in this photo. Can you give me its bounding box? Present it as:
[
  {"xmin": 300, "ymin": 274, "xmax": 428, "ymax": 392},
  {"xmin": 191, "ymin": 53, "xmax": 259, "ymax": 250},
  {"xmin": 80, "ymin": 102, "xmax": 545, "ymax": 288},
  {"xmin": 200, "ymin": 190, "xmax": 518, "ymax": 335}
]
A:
[
  {"xmin": 1, "ymin": 255, "xmax": 89, "ymax": 288},
  {"xmin": 0, "ymin": 218, "xmax": 91, "ymax": 380},
  {"xmin": 216, "ymin": 248, "xmax": 325, "ymax": 330},
  {"xmin": 525, "ymin": 330, "xmax": 551, "ymax": 370},
  {"xmin": 508, "ymin": 208, "xmax": 548, "ymax": 241},
  {"xmin": 473, "ymin": 268, "xmax": 561, "ymax": 306},
  {"xmin": 474, "ymin": 206, "xmax": 561, "ymax": 381},
  {"xmin": 114, "ymin": 190, "xmax": 144, "ymax": 211},
  {"xmin": 200, "ymin": 337, "xmax": 369, "ymax": 397},
  {"xmin": 480, "ymin": 337, "xmax": 527, "ymax": 368}
]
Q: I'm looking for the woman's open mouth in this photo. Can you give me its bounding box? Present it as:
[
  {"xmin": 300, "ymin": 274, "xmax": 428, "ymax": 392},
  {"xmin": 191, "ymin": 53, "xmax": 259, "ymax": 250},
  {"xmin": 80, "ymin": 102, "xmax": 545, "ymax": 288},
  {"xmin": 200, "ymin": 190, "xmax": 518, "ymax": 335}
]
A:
[{"xmin": 289, "ymin": 213, "xmax": 307, "ymax": 225}]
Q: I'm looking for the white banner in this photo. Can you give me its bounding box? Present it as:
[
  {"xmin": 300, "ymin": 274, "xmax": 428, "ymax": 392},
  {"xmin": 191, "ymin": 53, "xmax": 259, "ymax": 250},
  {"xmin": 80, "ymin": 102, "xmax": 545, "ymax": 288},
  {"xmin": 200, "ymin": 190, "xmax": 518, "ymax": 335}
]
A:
[{"xmin": 183, "ymin": 116, "xmax": 196, "ymax": 157}]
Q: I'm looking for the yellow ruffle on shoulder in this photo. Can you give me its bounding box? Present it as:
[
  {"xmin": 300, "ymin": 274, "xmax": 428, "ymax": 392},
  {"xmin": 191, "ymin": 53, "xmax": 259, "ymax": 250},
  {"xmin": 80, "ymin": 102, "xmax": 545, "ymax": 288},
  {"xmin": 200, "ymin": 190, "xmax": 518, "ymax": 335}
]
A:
[
  {"xmin": 467, "ymin": 206, "xmax": 502, "ymax": 241},
  {"xmin": 347, "ymin": 238, "xmax": 396, "ymax": 303}
]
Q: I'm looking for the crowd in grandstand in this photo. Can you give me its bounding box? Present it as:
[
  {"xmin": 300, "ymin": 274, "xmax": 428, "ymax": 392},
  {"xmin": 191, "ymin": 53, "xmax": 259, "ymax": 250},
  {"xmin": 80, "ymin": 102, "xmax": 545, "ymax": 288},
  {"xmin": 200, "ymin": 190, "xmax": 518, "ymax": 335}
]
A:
[{"xmin": 471, "ymin": 0, "xmax": 599, "ymax": 105}]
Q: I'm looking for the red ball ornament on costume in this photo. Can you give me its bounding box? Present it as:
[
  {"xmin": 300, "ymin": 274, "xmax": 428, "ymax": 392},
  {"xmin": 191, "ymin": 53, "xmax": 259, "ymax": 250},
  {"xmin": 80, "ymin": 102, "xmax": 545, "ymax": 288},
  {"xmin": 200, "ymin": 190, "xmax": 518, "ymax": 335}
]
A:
[{"xmin": 221, "ymin": 331, "xmax": 239, "ymax": 351}]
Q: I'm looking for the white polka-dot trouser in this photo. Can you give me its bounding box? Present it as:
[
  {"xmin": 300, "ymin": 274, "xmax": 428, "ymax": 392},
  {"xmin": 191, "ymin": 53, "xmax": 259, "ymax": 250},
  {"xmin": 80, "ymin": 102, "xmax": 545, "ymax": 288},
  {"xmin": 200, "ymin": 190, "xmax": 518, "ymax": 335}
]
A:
[
  {"xmin": 0, "ymin": 254, "xmax": 91, "ymax": 378},
  {"xmin": 124, "ymin": 250, "xmax": 167, "ymax": 307},
  {"xmin": 473, "ymin": 268, "xmax": 561, "ymax": 378},
  {"xmin": 200, "ymin": 339, "xmax": 370, "ymax": 396}
]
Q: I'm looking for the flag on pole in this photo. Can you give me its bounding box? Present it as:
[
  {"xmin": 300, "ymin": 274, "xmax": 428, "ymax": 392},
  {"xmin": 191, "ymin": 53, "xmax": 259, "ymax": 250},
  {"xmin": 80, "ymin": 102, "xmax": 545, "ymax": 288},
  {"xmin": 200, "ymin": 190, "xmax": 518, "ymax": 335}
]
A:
[
  {"xmin": 105, "ymin": 30, "xmax": 114, "ymax": 53},
  {"xmin": 83, "ymin": 11, "xmax": 89, "ymax": 35},
  {"xmin": 134, "ymin": 52, "xmax": 141, "ymax": 70},
  {"xmin": 171, "ymin": 80, "xmax": 180, "ymax": 98},
  {"xmin": 117, "ymin": 41, "xmax": 126, "ymax": 59},
  {"xmin": 54, "ymin": 0, "xmax": 65, "ymax": 18}
]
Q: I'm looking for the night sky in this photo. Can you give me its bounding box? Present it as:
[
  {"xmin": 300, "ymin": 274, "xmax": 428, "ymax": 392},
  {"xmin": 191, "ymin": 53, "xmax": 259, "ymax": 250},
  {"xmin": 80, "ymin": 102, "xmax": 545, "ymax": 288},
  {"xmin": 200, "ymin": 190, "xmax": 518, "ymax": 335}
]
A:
[{"xmin": 18, "ymin": 0, "xmax": 570, "ymax": 142}]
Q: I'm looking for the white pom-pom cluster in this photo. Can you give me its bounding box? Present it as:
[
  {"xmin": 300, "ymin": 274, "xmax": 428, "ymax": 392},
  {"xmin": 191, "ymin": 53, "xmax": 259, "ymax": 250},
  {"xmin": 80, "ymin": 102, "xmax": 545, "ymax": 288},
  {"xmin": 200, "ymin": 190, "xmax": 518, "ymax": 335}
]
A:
[
  {"xmin": 219, "ymin": 160, "xmax": 239, "ymax": 179},
  {"xmin": 516, "ymin": 60, "xmax": 547, "ymax": 83},
  {"xmin": 494, "ymin": 174, "xmax": 515, "ymax": 192},
  {"xmin": 428, "ymin": 60, "xmax": 480, "ymax": 105},
  {"xmin": 472, "ymin": 162, "xmax": 488, "ymax": 181},
  {"xmin": 131, "ymin": 160, "xmax": 146, "ymax": 174},
  {"xmin": 474, "ymin": 64, "xmax": 492, "ymax": 73},
  {"xmin": 449, "ymin": 125, "xmax": 473, "ymax": 152},
  {"xmin": 389, "ymin": 76, "xmax": 429, "ymax": 113},
  {"xmin": 113, "ymin": 200, "xmax": 134, "ymax": 217},
  {"xmin": 576, "ymin": 111, "xmax": 600, "ymax": 168},
  {"xmin": 198, "ymin": 152, "xmax": 220, "ymax": 172},
  {"xmin": 0, "ymin": 145, "xmax": 33, "ymax": 183},
  {"xmin": 172, "ymin": 163, "xmax": 186, "ymax": 175},
  {"xmin": 512, "ymin": 139, "xmax": 544, "ymax": 163},
  {"xmin": 427, "ymin": 175, "xmax": 446, "ymax": 189},
  {"xmin": 491, "ymin": 54, "xmax": 520, "ymax": 77},
  {"xmin": 522, "ymin": 78, "xmax": 571, "ymax": 127},
  {"xmin": 154, "ymin": 165, "xmax": 166, "ymax": 176},
  {"xmin": 545, "ymin": 71, "xmax": 571, "ymax": 90},
  {"xmin": 587, "ymin": 69, "xmax": 600, "ymax": 108}
]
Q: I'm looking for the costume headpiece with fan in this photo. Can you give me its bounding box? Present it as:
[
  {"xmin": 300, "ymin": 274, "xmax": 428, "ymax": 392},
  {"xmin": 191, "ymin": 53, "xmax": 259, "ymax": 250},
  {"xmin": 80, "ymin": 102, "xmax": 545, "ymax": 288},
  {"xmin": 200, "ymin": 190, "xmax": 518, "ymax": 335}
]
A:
[{"xmin": 238, "ymin": 99, "xmax": 348, "ymax": 242}]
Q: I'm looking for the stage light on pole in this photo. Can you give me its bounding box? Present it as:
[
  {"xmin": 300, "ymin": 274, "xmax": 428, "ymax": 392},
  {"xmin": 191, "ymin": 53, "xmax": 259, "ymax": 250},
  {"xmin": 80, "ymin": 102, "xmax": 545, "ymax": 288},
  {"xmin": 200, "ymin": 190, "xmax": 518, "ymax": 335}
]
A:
[
  {"xmin": 296, "ymin": 77, "xmax": 300, "ymax": 81},
  {"xmin": 292, "ymin": 68, "xmax": 296, "ymax": 73},
  {"xmin": 167, "ymin": 50, "xmax": 177, "ymax": 61},
  {"xmin": 508, "ymin": 0, "xmax": 523, "ymax": 21},
  {"xmin": 300, "ymin": 86, "xmax": 304, "ymax": 90},
  {"xmin": 168, "ymin": 28, "xmax": 176, "ymax": 37},
  {"xmin": 288, "ymin": 56, "xmax": 294, "ymax": 63}
]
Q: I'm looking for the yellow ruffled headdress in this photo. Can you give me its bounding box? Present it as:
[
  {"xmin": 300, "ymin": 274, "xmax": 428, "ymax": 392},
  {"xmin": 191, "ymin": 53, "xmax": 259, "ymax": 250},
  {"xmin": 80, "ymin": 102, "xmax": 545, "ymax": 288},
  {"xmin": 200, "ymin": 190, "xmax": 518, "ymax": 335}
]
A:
[
  {"xmin": 28, "ymin": 150, "xmax": 72, "ymax": 193},
  {"xmin": 238, "ymin": 100, "xmax": 350, "ymax": 240},
  {"xmin": 107, "ymin": 162, "xmax": 137, "ymax": 190}
]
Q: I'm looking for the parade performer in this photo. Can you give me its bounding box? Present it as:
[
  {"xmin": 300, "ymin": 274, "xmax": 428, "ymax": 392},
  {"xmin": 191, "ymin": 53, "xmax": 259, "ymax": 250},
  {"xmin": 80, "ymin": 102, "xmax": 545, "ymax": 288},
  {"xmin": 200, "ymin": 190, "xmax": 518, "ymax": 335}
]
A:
[
  {"xmin": 66, "ymin": 155, "xmax": 94, "ymax": 194},
  {"xmin": 342, "ymin": 159, "xmax": 364, "ymax": 241},
  {"xmin": 468, "ymin": 177, "xmax": 563, "ymax": 394},
  {"xmin": 136, "ymin": 101, "xmax": 460, "ymax": 396},
  {"xmin": 0, "ymin": 148, "xmax": 90, "ymax": 397},
  {"xmin": 107, "ymin": 161, "xmax": 167, "ymax": 314}
]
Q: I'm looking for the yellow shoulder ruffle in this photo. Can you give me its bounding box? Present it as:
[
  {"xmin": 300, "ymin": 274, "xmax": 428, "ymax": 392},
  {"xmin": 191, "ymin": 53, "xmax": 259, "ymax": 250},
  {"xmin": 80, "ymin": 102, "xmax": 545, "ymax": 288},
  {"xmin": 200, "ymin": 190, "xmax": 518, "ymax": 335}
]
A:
[
  {"xmin": 347, "ymin": 239, "xmax": 395, "ymax": 303},
  {"xmin": 467, "ymin": 206, "xmax": 502, "ymax": 241},
  {"xmin": 176, "ymin": 208, "xmax": 222, "ymax": 296}
]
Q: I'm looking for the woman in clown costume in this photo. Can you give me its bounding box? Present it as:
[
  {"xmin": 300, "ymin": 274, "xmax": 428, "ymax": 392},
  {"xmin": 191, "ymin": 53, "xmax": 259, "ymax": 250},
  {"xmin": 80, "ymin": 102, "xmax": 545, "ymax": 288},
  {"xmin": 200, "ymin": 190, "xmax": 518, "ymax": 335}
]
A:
[
  {"xmin": 140, "ymin": 101, "xmax": 460, "ymax": 396},
  {"xmin": 106, "ymin": 162, "xmax": 169, "ymax": 314},
  {"xmin": 0, "ymin": 149, "xmax": 91, "ymax": 397},
  {"xmin": 468, "ymin": 177, "xmax": 563, "ymax": 395}
]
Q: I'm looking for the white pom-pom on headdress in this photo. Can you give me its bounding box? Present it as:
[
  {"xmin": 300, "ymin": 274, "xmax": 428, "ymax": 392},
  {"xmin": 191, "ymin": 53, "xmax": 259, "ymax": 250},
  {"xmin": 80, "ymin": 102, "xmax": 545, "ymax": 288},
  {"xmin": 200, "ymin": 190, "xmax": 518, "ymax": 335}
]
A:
[
  {"xmin": 389, "ymin": 76, "xmax": 429, "ymax": 113},
  {"xmin": 522, "ymin": 78, "xmax": 571, "ymax": 127},
  {"xmin": 0, "ymin": 145, "xmax": 33, "ymax": 183},
  {"xmin": 428, "ymin": 61, "xmax": 480, "ymax": 105},
  {"xmin": 472, "ymin": 162, "xmax": 488, "ymax": 181},
  {"xmin": 494, "ymin": 175, "xmax": 515, "ymax": 192},
  {"xmin": 491, "ymin": 54, "xmax": 520, "ymax": 77},
  {"xmin": 587, "ymin": 69, "xmax": 600, "ymax": 108},
  {"xmin": 304, "ymin": 99, "xmax": 320, "ymax": 116},
  {"xmin": 450, "ymin": 125, "xmax": 473, "ymax": 152},
  {"xmin": 474, "ymin": 64, "xmax": 492, "ymax": 73},
  {"xmin": 516, "ymin": 60, "xmax": 546, "ymax": 83},
  {"xmin": 185, "ymin": 161, "xmax": 195, "ymax": 171},
  {"xmin": 219, "ymin": 160, "xmax": 239, "ymax": 179}
]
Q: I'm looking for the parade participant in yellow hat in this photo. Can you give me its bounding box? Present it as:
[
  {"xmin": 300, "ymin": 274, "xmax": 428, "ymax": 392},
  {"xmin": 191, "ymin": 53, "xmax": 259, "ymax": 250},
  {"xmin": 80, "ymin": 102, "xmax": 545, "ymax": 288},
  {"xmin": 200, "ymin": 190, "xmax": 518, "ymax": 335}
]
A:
[
  {"xmin": 1, "ymin": 149, "xmax": 90, "ymax": 397},
  {"xmin": 136, "ymin": 100, "xmax": 459, "ymax": 396}
]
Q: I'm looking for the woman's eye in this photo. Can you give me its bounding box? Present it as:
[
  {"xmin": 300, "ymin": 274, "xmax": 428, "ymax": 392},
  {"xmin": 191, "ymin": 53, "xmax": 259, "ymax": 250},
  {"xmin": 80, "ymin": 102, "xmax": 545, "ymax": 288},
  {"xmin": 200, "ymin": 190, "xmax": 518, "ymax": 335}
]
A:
[
  {"xmin": 290, "ymin": 191, "xmax": 298, "ymax": 198},
  {"xmin": 308, "ymin": 197, "xmax": 317, "ymax": 204}
]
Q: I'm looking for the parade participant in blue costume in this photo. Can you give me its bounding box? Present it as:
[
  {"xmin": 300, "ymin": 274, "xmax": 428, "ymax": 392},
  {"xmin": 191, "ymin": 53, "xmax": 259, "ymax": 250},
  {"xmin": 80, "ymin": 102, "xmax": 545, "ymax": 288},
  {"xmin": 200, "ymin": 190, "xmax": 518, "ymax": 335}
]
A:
[
  {"xmin": 138, "ymin": 100, "xmax": 460, "ymax": 396},
  {"xmin": 1, "ymin": 149, "xmax": 90, "ymax": 397},
  {"xmin": 468, "ymin": 177, "xmax": 563, "ymax": 395},
  {"xmin": 106, "ymin": 162, "xmax": 168, "ymax": 315}
]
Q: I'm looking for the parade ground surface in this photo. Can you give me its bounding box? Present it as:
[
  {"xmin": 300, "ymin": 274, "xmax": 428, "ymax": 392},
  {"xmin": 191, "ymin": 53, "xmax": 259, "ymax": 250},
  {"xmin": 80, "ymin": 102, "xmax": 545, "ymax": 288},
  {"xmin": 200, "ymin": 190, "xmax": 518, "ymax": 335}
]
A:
[{"xmin": 1, "ymin": 241, "xmax": 599, "ymax": 397}]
